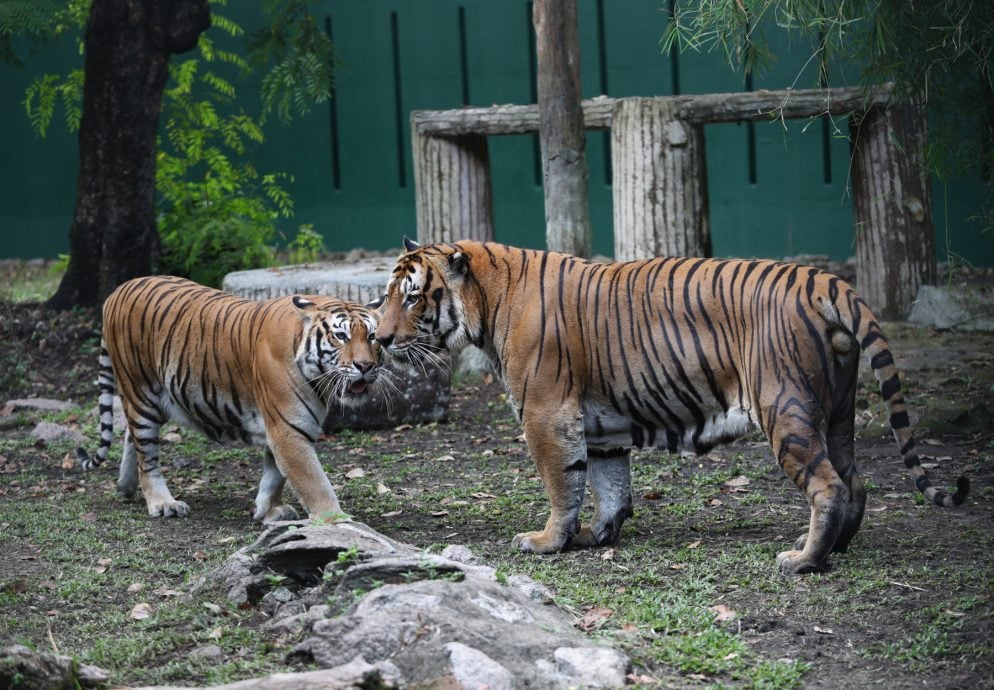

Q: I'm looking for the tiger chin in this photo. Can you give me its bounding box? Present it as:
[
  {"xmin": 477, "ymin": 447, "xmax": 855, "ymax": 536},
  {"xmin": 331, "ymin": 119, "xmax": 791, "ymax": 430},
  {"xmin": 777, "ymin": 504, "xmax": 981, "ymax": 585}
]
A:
[
  {"xmin": 374, "ymin": 237, "xmax": 970, "ymax": 575},
  {"xmin": 79, "ymin": 276, "xmax": 392, "ymax": 523}
]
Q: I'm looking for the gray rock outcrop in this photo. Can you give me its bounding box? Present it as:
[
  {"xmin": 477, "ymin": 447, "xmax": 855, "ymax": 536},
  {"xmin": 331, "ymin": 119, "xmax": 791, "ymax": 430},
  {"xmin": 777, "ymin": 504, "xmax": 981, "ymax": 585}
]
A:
[{"xmin": 194, "ymin": 521, "xmax": 630, "ymax": 689}]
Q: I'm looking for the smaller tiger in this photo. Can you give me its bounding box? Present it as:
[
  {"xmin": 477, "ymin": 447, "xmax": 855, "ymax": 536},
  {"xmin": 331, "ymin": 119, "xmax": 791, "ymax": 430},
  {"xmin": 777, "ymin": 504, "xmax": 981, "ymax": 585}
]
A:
[{"xmin": 80, "ymin": 276, "xmax": 391, "ymax": 522}]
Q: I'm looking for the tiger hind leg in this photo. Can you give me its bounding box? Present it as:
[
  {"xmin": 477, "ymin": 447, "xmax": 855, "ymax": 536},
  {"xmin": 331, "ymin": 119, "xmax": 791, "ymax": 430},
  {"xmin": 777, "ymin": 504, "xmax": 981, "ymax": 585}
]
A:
[
  {"xmin": 795, "ymin": 352, "xmax": 866, "ymax": 554},
  {"xmin": 573, "ymin": 449, "xmax": 634, "ymax": 548},
  {"xmin": 116, "ymin": 428, "xmax": 139, "ymax": 498},
  {"xmin": 771, "ymin": 416, "xmax": 848, "ymax": 575},
  {"xmin": 253, "ymin": 447, "xmax": 299, "ymax": 523},
  {"xmin": 125, "ymin": 405, "xmax": 190, "ymax": 518}
]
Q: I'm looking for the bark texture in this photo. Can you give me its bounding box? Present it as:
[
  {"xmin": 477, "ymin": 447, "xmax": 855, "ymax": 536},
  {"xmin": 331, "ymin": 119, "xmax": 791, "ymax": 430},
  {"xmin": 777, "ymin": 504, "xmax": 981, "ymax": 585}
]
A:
[
  {"xmin": 533, "ymin": 0, "xmax": 592, "ymax": 257},
  {"xmin": 850, "ymin": 101, "xmax": 936, "ymax": 320},
  {"xmin": 48, "ymin": 0, "xmax": 210, "ymax": 310},
  {"xmin": 411, "ymin": 129, "xmax": 493, "ymax": 244},
  {"xmin": 612, "ymin": 98, "xmax": 710, "ymax": 260}
]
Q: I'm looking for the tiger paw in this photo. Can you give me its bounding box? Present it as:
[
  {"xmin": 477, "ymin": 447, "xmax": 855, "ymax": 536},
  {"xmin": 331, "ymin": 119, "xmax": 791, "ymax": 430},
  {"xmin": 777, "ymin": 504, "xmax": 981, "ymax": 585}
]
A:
[
  {"xmin": 573, "ymin": 518, "xmax": 625, "ymax": 548},
  {"xmin": 776, "ymin": 549, "xmax": 827, "ymax": 575},
  {"xmin": 511, "ymin": 530, "xmax": 568, "ymax": 554},
  {"xmin": 257, "ymin": 504, "xmax": 299, "ymax": 523},
  {"xmin": 147, "ymin": 500, "xmax": 191, "ymax": 518}
]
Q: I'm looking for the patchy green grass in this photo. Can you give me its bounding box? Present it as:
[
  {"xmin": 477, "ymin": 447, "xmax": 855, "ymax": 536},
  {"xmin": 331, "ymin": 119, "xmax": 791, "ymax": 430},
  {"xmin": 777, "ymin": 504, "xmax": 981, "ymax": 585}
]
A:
[{"xmin": 0, "ymin": 260, "xmax": 62, "ymax": 303}]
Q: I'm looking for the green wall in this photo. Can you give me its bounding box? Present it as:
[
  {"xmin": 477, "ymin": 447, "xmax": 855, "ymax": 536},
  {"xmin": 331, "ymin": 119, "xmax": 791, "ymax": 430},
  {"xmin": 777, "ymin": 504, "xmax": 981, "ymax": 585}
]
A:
[{"xmin": 1, "ymin": 0, "xmax": 990, "ymax": 266}]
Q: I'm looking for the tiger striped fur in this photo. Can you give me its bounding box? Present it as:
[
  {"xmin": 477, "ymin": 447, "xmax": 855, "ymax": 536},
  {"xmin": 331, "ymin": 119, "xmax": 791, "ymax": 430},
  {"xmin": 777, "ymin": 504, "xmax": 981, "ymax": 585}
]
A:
[
  {"xmin": 81, "ymin": 276, "xmax": 386, "ymax": 522},
  {"xmin": 374, "ymin": 238, "xmax": 969, "ymax": 574}
]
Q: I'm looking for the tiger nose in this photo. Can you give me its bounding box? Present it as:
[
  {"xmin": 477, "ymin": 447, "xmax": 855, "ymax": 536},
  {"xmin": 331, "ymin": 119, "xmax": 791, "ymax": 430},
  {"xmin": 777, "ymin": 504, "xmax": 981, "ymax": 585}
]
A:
[{"xmin": 355, "ymin": 361, "xmax": 375, "ymax": 374}]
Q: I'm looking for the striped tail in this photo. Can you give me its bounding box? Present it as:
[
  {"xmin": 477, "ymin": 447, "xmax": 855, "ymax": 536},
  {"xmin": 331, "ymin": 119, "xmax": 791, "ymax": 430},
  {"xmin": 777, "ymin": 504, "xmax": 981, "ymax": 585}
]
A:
[
  {"xmin": 855, "ymin": 300, "xmax": 970, "ymax": 507},
  {"xmin": 79, "ymin": 339, "xmax": 116, "ymax": 471}
]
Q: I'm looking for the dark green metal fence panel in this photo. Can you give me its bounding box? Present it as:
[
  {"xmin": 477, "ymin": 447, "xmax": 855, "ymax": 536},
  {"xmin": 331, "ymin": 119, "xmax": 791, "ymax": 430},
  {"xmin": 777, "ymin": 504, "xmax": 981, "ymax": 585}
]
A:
[{"xmin": 0, "ymin": 0, "xmax": 990, "ymax": 266}]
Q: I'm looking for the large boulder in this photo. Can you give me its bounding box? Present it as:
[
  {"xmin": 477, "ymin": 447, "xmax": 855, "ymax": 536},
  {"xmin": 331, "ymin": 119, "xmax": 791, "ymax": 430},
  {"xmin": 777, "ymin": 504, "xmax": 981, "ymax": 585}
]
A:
[
  {"xmin": 222, "ymin": 259, "xmax": 450, "ymax": 428},
  {"xmin": 194, "ymin": 521, "xmax": 631, "ymax": 689}
]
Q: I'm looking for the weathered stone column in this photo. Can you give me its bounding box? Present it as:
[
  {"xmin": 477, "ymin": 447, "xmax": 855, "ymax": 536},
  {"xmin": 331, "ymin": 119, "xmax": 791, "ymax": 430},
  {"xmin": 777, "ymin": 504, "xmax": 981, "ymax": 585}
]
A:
[
  {"xmin": 611, "ymin": 97, "xmax": 710, "ymax": 261},
  {"xmin": 411, "ymin": 127, "xmax": 494, "ymax": 244},
  {"xmin": 850, "ymin": 101, "xmax": 936, "ymax": 320}
]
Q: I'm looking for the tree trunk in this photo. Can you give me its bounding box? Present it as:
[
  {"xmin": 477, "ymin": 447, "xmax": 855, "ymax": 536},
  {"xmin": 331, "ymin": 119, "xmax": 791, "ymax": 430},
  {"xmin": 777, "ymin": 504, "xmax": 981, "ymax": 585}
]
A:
[
  {"xmin": 533, "ymin": 0, "xmax": 592, "ymax": 257},
  {"xmin": 47, "ymin": 0, "xmax": 210, "ymax": 311},
  {"xmin": 850, "ymin": 100, "xmax": 936, "ymax": 320},
  {"xmin": 612, "ymin": 98, "xmax": 710, "ymax": 260}
]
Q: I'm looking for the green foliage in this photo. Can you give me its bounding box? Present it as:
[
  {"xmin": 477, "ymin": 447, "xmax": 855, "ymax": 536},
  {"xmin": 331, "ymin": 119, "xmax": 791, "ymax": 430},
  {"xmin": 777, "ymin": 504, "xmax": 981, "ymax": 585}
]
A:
[
  {"xmin": 664, "ymin": 0, "xmax": 994, "ymax": 230},
  {"xmin": 12, "ymin": 0, "xmax": 335, "ymax": 285},
  {"xmin": 248, "ymin": 0, "xmax": 336, "ymax": 124},
  {"xmin": 287, "ymin": 223, "xmax": 326, "ymax": 264}
]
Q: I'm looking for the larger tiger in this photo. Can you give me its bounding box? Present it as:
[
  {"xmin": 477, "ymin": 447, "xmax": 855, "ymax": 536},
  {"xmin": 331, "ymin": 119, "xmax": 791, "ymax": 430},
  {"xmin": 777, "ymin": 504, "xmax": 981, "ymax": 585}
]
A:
[
  {"xmin": 81, "ymin": 276, "xmax": 387, "ymax": 523},
  {"xmin": 374, "ymin": 238, "xmax": 969, "ymax": 574}
]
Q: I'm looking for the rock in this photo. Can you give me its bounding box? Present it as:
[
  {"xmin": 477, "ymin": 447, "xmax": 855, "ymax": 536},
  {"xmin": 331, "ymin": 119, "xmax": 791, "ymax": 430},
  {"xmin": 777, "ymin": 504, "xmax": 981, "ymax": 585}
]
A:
[
  {"xmin": 222, "ymin": 259, "xmax": 450, "ymax": 428},
  {"xmin": 196, "ymin": 522, "xmax": 631, "ymax": 690},
  {"xmin": 909, "ymin": 285, "xmax": 972, "ymax": 330},
  {"xmin": 131, "ymin": 655, "xmax": 402, "ymax": 689},
  {"xmin": 555, "ymin": 646, "xmax": 631, "ymax": 688},
  {"xmin": 4, "ymin": 398, "xmax": 78, "ymax": 413},
  {"xmin": 909, "ymin": 284, "xmax": 994, "ymax": 331},
  {"xmin": 445, "ymin": 642, "xmax": 515, "ymax": 690},
  {"xmin": 30, "ymin": 421, "xmax": 85, "ymax": 445},
  {"xmin": 187, "ymin": 644, "xmax": 224, "ymax": 660},
  {"xmin": 0, "ymin": 644, "xmax": 109, "ymax": 689},
  {"xmin": 453, "ymin": 345, "xmax": 493, "ymax": 378}
]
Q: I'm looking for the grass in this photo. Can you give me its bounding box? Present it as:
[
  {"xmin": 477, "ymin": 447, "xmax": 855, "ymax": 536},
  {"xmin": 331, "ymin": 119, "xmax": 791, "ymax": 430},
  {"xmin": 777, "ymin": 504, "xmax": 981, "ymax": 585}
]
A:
[{"xmin": 0, "ymin": 260, "xmax": 62, "ymax": 303}]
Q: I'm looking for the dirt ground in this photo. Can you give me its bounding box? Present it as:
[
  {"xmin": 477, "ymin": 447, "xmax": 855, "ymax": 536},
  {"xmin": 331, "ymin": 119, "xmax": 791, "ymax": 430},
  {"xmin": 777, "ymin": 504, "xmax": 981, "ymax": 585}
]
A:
[{"xmin": 1, "ymin": 294, "xmax": 993, "ymax": 688}]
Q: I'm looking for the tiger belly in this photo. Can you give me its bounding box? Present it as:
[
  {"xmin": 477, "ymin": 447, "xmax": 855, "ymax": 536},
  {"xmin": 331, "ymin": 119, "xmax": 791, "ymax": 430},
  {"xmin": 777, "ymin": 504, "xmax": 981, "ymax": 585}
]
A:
[
  {"xmin": 582, "ymin": 399, "xmax": 756, "ymax": 455},
  {"xmin": 162, "ymin": 394, "xmax": 268, "ymax": 446}
]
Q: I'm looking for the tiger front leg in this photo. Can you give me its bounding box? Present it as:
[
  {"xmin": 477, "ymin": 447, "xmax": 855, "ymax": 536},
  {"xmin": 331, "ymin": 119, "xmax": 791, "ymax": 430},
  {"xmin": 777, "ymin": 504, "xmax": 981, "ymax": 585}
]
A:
[
  {"xmin": 511, "ymin": 411, "xmax": 587, "ymax": 554},
  {"xmin": 573, "ymin": 450, "xmax": 634, "ymax": 548},
  {"xmin": 268, "ymin": 432, "xmax": 343, "ymax": 520}
]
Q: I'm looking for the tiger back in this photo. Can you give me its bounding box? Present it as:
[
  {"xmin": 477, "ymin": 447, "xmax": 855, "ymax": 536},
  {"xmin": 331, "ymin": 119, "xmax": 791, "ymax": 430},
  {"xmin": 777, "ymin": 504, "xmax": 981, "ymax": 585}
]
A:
[
  {"xmin": 374, "ymin": 238, "xmax": 969, "ymax": 575},
  {"xmin": 84, "ymin": 275, "xmax": 386, "ymax": 522}
]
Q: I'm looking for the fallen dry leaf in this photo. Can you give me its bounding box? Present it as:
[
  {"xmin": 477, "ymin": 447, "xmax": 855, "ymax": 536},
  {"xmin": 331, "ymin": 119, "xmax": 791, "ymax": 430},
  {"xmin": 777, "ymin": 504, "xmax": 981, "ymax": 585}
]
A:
[
  {"xmin": 380, "ymin": 509, "xmax": 403, "ymax": 517},
  {"xmin": 393, "ymin": 424, "xmax": 413, "ymax": 432},
  {"xmin": 127, "ymin": 583, "xmax": 144, "ymax": 593},
  {"xmin": 724, "ymin": 475, "xmax": 751, "ymax": 490},
  {"xmin": 813, "ymin": 625, "xmax": 834, "ymax": 635},
  {"xmin": 471, "ymin": 492, "xmax": 497, "ymax": 500},
  {"xmin": 97, "ymin": 558, "xmax": 112, "ymax": 566},
  {"xmin": 576, "ymin": 606, "xmax": 613, "ymax": 632},
  {"xmin": 601, "ymin": 548, "xmax": 616, "ymax": 561},
  {"xmin": 433, "ymin": 454, "xmax": 455, "ymax": 462},
  {"xmin": 161, "ymin": 432, "xmax": 182, "ymax": 443},
  {"xmin": 192, "ymin": 550, "xmax": 208, "ymax": 561},
  {"xmin": 708, "ymin": 498, "xmax": 724, "ymax": 507},
  {"xmin": 81, "ymin": 512, "xmax": 97, "ymax": 523},
  {"xmin": 642, "ymin": 489, "xmax": 663, "ymax": 500},
  {"xmin": 130, "ymin": 602, "xmax": 153, "ymax": 620},
  {"xmin": 345, "ymin": 467, "xmax": 366, "ymax": 479},
  {"xmin": 208, "ymin": 627, "xmax": 223, "ymax": 640},
  {"xmin": 710, "ymin": 604, "xmax": 737, "ymax": 622},
  {"xmin": 376, "ymin": 482, "xmax": 391, "ymax": 495},
  {"xmin": 687, "ymin": 540, "xmax": 702, "ymax": 549},
  {"xmin": 61, "ymin": 453, "xmax": 74, "ymax": 470},
  {"xmin": 430, "ymin": 510, "xmax": 450, "ymax": 517}
]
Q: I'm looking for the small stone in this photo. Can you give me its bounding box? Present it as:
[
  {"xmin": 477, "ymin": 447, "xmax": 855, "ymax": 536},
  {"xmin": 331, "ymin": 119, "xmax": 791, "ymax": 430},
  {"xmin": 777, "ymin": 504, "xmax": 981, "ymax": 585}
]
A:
[
  {"xmin": 187, "ymin": 644, "xmax": 224, "ymax": 660},
  {"xmin": 30, "ymin": 422, "xmax": 85, "ymax": 445},
  {"xmin": 4, "ymin": 398, "xmax": 77, "ymax": 413}
]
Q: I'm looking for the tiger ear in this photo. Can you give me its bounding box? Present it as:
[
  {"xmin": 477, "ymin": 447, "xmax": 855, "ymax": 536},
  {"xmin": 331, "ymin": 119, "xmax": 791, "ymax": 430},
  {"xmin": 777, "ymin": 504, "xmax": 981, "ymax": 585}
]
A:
[
  {"xmin": 449, "ymin": 251, "xmax": 468, "ymax": 276},
  {"xmin": 292, "ymin": 295, "xmax": 320, "ymax": 314},
  {"xmin": 403, "ymin": 235, "xmax": 421, "ymax": 252},
  {"xmin": 366, "ymin": 294, "xmax": 385, "ymax": 309}
]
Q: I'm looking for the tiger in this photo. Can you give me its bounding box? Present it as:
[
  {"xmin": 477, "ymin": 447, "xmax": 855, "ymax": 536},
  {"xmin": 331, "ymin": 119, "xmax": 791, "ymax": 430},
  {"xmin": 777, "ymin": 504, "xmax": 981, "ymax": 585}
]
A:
[
  {"xmin": 373, "ymin": 237, "xmax": 969, "ymax": 574},
  {"xmin": 80, "ymin": 275, "xmax": 389, "ymax": 523}
]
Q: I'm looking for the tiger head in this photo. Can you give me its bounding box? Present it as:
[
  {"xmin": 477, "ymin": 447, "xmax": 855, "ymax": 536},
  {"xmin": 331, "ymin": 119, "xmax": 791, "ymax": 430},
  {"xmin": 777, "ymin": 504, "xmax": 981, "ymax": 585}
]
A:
[
  {"xmin": 292, "ymin": 296, "xmax": 384, "ymax": 406},
  {"xmin": 373, "ymin": 237, "xmax": 478, "ymax": 361}
]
